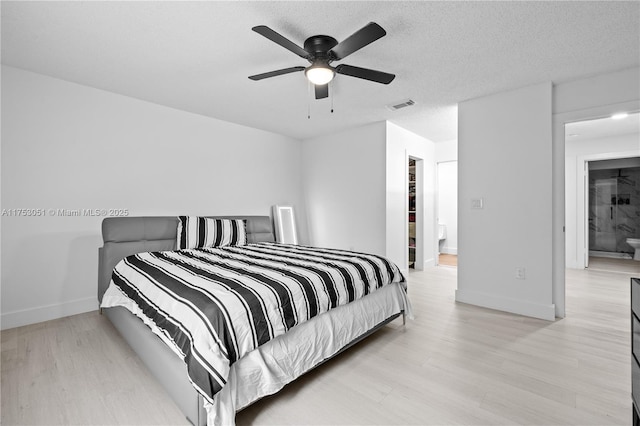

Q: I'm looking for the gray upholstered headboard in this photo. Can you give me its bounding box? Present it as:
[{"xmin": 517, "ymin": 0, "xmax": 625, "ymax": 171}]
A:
[{"xmin": 98, "ymin": 216, "xmax": 275, "ymax": 303}]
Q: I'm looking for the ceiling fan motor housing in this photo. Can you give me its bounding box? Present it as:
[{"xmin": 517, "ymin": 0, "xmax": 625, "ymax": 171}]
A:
[{"xmin": 303, "ymin": 35, "xmax": 338, "ymax": 63}]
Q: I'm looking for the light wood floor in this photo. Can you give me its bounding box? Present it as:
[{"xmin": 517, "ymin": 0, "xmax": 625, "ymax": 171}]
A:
[
  {"xmin": 588, "ymin": 256, "xmax": 640, "ymax": 275},
  {"xmin": 438, "ymin": 253, "xmax": 458, "ymax": 267},
  {"xmin": 2, "ymin": 265, "xmax": 634, "ymax": 425}
]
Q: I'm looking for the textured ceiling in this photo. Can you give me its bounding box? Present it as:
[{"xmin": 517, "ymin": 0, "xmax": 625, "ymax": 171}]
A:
[{"xmin": 2, "ymin": 1, "xmax": 639, "ymax": 142}]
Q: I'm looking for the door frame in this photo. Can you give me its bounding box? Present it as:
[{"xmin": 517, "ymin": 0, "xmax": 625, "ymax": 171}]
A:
[
  {"xmin": 554, "ymin": 100, "xmax": 639, "ymax": 318},
  {"xmin": 435, "ymin": 160, "xmax": 458, "ymax": 266}
]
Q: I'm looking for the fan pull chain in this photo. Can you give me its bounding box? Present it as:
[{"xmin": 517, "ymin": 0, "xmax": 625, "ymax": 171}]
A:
[
  {"xmin": 331, "ymin": 82, "xmax": 334, "ymax": 113},
  {"xmin": 307, "ymin": 82, "xmax": 311, "ymax": 119}
]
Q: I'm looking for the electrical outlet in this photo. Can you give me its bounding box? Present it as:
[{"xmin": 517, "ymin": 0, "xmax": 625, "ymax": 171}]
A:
[
  {"xmin": 515, "ymin": 267, "xmax": 526, "ymax": 280},
  {"xmin": 471, "ymin": 198, "xmax": 484, "ymax": 209}
]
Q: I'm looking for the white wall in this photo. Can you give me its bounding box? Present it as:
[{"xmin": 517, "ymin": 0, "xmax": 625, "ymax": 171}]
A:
[
  {"xmin": 552, "ymin": 67, "xmax": 640, "ymax": 317},
  {"xmin": 386, "ymin": 122, "xmax": 436, "ymax": 271},
  {"xmin": 457, "ymin": 82, "xmax": 555, "ymax": 321},
  {"xmin": 301, "ymin": 122, "xmax": 387, "ymax": 256},
  {"xmin": 435, "ymin": 139, "xmax": 458, "ymax": 163},
  {"xmin": 1, "ymin": 66, "xmax": 308, "ymax": 329},
  {"xmin": 565, "ymin": 133, "xmax": 640, "ymax": 268}
]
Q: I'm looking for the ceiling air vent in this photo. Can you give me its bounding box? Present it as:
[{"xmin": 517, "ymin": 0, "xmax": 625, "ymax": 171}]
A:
[{"xmin": 387, "ymin": 99, "xmax": 416, "ymax": 111}]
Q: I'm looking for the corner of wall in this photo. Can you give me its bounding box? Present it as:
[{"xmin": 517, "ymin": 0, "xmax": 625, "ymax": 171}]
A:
[
  {"xmin": 1, "ymin": 297, "xmax": 97, "ymax": 330},
  {"xmin": 455, "ymin": 289, "xmax": 556, "ymax": 321}
]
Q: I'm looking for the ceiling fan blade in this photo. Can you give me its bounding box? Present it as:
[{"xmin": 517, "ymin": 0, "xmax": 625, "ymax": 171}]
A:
[
  {"xmin": 329, "ymin": 22, "xmax": 386, "ymax": 60},
  {"xmin": 315, "ymin": 84, "xmax": 329, "ymax": 99},
  {"xmin": 249, "ymin": 66, "xmax": 305, "ymax": 81},
  {"xmin": 252, "ymin": 25, "xmax": 310, "ymax": 59},
  {"xmin": 335, "ymin": 64, "xmax": 395, "ymax": 84}
]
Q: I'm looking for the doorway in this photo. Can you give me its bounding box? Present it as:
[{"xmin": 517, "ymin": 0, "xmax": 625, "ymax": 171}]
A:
[
  {"xmin": 564, "ymin": 112, "xmax": 640, "ymax": 271},
  {"xmin": 586, "ymin": 158, "xmax": 640, "ymax": 270},
  {"xmin": 409, "ymin": 158, "xmax": 416, "ymax": 268},
  {"xmin": 437, "ymin": 160, "xmax": 458, "ymax": 267},
  {"xmin": 408, "ymin": 156, "xmax": 424, "ymax": 270}
]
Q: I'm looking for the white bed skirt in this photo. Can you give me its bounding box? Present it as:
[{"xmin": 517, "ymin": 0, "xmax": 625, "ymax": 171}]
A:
[{"xmin": 102, "ymin": 282, "xmax": 411, "ymax": 425}]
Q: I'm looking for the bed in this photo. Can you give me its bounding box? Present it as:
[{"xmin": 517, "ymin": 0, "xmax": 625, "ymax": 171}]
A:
[{"xmin": 97, "ymin": 215, "xmax": 410, "ymax": 426}]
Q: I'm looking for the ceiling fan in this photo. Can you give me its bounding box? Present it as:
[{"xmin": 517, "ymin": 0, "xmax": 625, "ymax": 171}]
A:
[{"xmin": 248, "ymin": 22, "xmax": 395, "ymax": 100}]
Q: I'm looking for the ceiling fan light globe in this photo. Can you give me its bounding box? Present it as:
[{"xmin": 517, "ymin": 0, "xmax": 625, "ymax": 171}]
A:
[{"xmin": 305, "ymin": 66, "xmax": 335, "ymax": 85}]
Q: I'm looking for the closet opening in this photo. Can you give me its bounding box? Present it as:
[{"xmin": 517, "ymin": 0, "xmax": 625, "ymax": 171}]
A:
[{"xmin": 408, "ymin": 156, "xmax": 424, "ymax": 270}]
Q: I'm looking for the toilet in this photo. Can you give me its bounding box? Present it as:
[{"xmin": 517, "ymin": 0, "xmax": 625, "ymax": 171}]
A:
[
  {"xmin": 438, "ymin": 224, "xmax": 447, "ymax": 241},
  {"xmin": 438, "ymin": 224, "xmax": 447, "ymax": 254},
  {"xmin": 627, "ymin": 238, "xmax": 640, "ymax": 261}
]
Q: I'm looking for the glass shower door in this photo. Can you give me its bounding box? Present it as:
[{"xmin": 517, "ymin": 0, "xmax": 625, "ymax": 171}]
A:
[{"xmin": 591, "ymin": 178, "xmax": 618, "ymax": 252}]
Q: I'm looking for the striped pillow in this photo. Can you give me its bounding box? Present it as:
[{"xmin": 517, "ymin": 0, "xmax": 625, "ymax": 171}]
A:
[{"xmin": 176, "ymin": 216, "xmax": 247, "ymax": 249}]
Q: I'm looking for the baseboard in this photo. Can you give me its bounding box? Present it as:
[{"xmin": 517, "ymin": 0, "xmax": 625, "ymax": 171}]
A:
[
  {"xmin": 424, "ymin": 257, "xmax": 435, "ymax": 267},
  {"xmin": 1, "ymin": 297, "xmax": 98, "ymax": 330},
  {"xmin": 440, "ymin": 248, "xmax": 457, "ymax": 255},
  {"xmin": 455, "ymin": 289, "xmax": 556, "ymax": 321}
]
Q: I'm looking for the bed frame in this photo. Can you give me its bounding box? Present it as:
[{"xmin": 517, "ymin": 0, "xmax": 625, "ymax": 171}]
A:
[{"xmin": 97, "ymin": 215, "xmax": 403, "ymax": 425}]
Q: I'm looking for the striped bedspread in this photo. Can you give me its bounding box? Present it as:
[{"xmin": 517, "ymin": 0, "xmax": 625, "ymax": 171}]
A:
[{"xmin": 102, "ymin": 242, "xmax": 405, "ymax": 405}]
